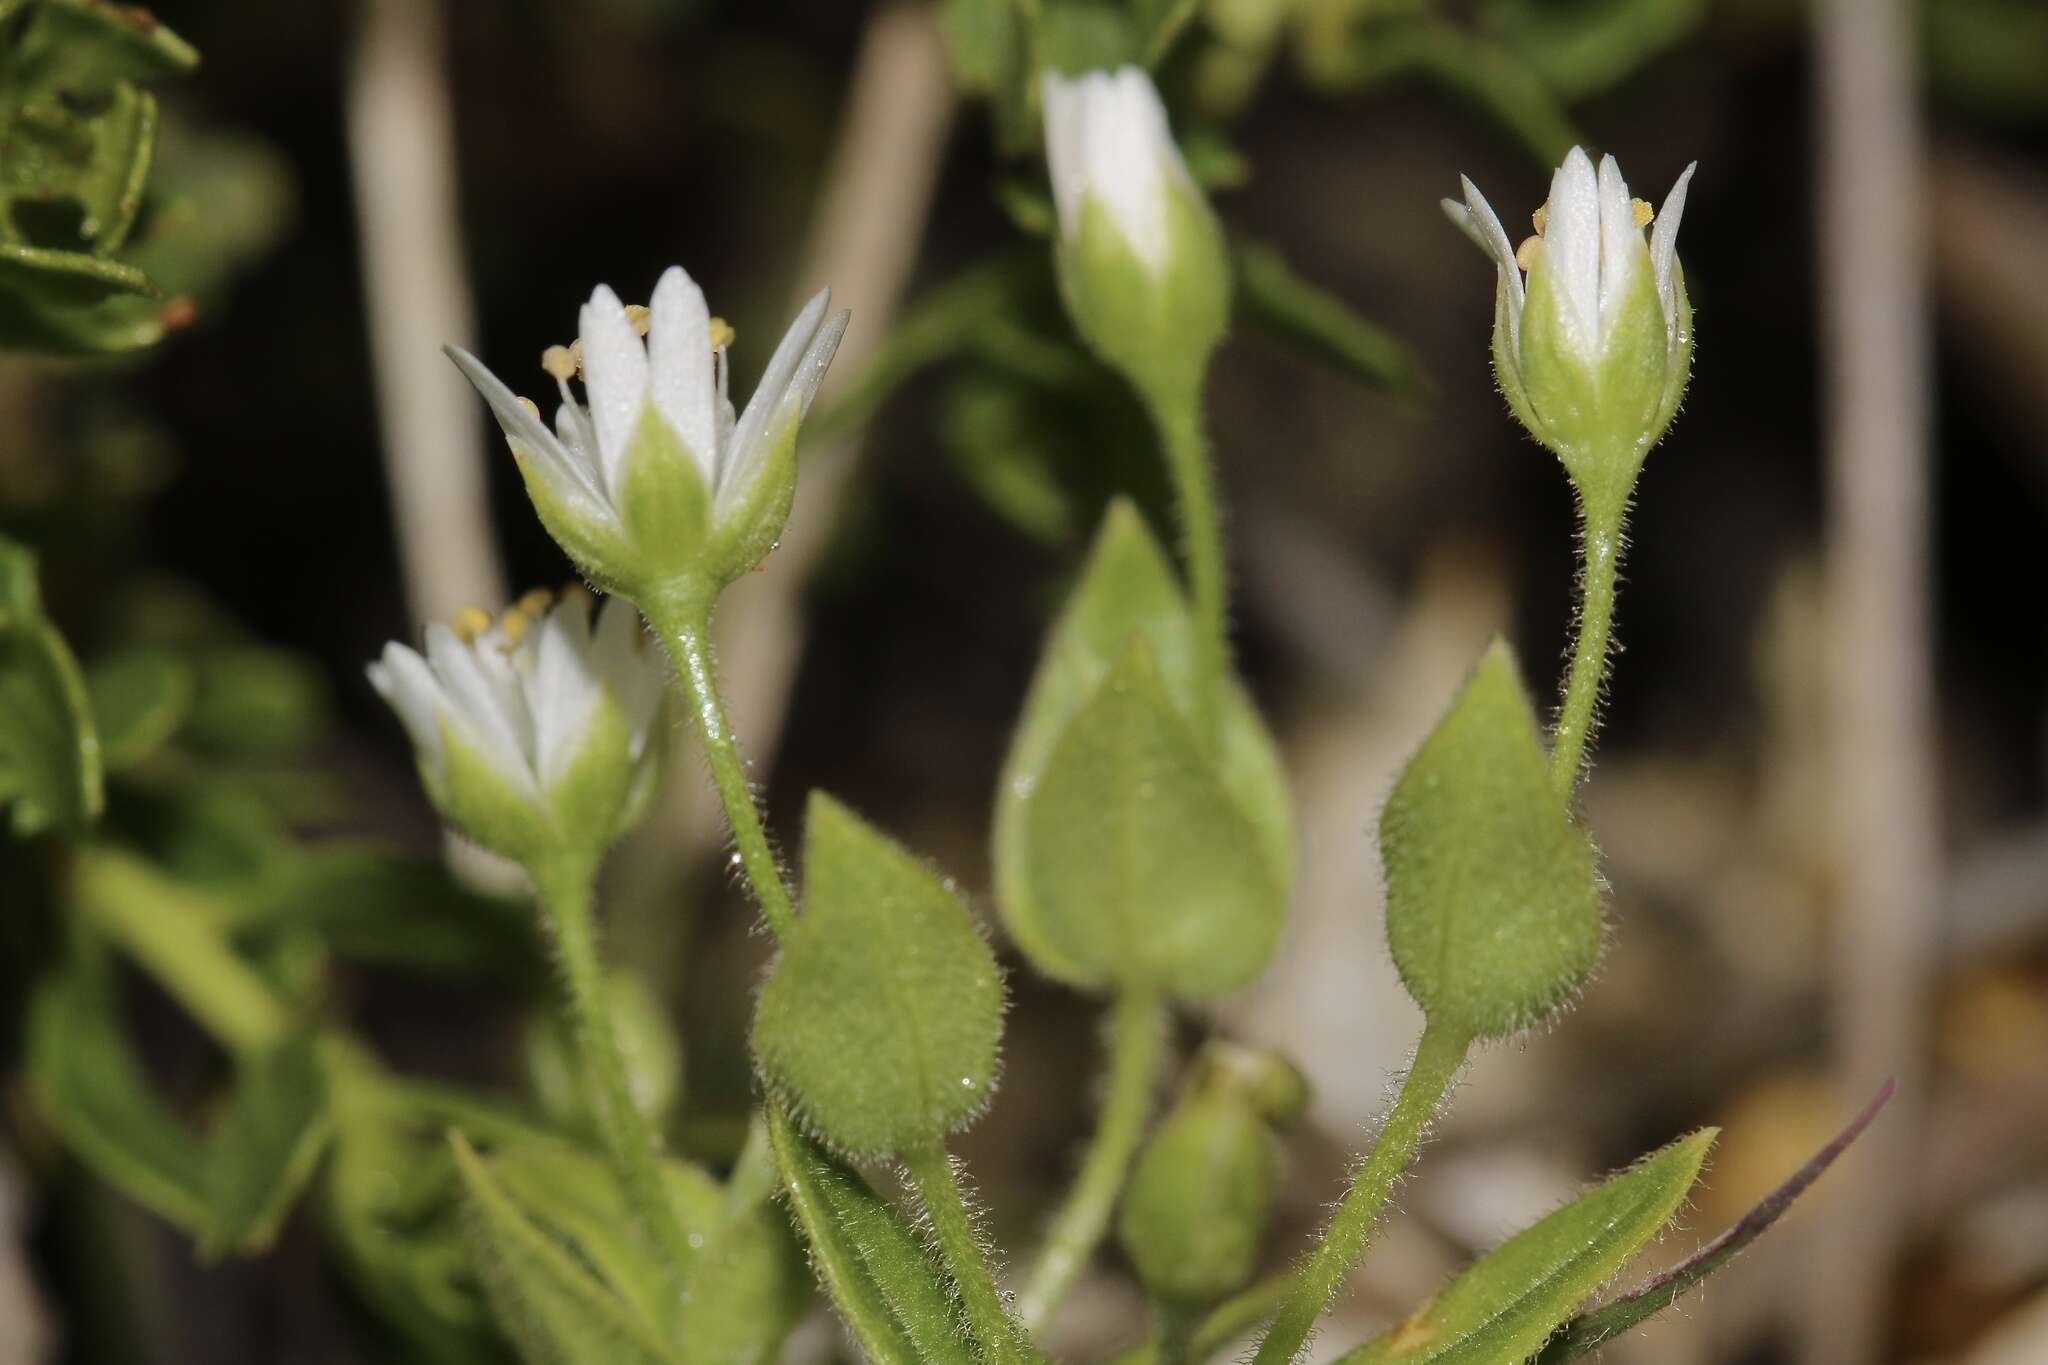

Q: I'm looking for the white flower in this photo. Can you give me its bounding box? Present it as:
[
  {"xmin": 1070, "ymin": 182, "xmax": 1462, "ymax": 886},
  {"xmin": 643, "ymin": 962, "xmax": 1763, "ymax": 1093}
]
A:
[
  {"xmin": 1443, "ymin": 147, "xmax": 1697, "ymax": 497},
  {"xmin": 1043, "ymin": 67, "xmax": 1197, "ymax": 277},
  {"xmin": 447, "ymin": 266, "xmax": 849, "ymax": 597},
  {"xmin": 368, "ymin": 593, "xmax": 667, "ymax": 858}
]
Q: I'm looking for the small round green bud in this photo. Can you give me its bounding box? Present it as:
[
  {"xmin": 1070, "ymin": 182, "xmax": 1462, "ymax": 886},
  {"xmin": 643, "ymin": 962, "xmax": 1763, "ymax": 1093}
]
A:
[{"xmin": 1117, "ymin": 1088, "xmax": 1277, "ymax": 1306}]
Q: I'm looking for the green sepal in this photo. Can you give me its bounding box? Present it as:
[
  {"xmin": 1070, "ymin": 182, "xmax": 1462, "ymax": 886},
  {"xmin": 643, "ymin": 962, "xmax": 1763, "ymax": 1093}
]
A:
[
  {"xmin": 429, "ymin": 690, "xmax": 633, "ymax": 867},
  {"xmin": 753, "ymin": 793, "xmax": 1005, "ymax": 1157},
  {"xmin": 1055, "ymin": 181, "xmax": 1230, "ymax": 413},
  {"xmin": 1336, "ymin": 1129, "xmax": 1715, "ymax": 1365},
  {"xmin": 1021, "ymin": 639, "xmax": 1285, "ymax": 998},
  {"xmin": 994, "ymin": 501, "xmax": 1292, "ymax": 991},
  {"xmin": 449, "ymin": 1131, "xmax": 687, "ymax": 1365},
  {"xmin": 764, "ymin": 1101, "xmax": 971, "ymax": 1365},
  {"xmin": 1516, "ymin": 236, "xmax": 1671, "ymax": 513},
  {"xmin": 702, "ymin": 411, "xmax": 799, "ymax": 589},
  {"xmin": 617, "ymin": 404, "xmax": 713, "ymax": 577},
  {"xmin": 1117, "ymin": 1087, "xmax": 1277, "ymax": 1306},
  {"xmin": 1380, "ymin": 640, "xmax": 1602, "ymax": 1039},
  {"xmin": 508, "ymin": 446, "xmax": 638, "ymax": 599}
]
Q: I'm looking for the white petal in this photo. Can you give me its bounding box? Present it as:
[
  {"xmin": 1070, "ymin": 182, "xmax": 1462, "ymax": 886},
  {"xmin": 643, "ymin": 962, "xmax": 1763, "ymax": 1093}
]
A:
[
  {"xmin": 1540, "ymin": 147, "xmax": 1601, "ymax": 357},
  {"xmin": 592, "ymin": 596, "xmax": 665, "ymax": 756},
  {"xmin": 424, "ymin": 623, "xmax": 539, "ymax": 794},
  {"xmin": 579, "ymin": 284, "xmax": 651, "ymax": 501},
  {"xmin": 1595, "ymin": 154, "xmax": 1643, "ymax": 345},
  {"xmin": 647, "ymin": 266, "xmax": 720, "ymax": 484},
  {"xmin": 529, "ymin": 600, "xmax": 604, "ymax": 791},
  {"xmin": 1041, "ymin": 72, "xmax": 1089, "ymax": 242},
  {"xmin": 553, "ymin": 388, "xmax": 600, "ymax": 480},
  {"xmin": 724, "ymin": 288, "xmax": 831, "ymax": 506},
  {"xmin": 1086, "ymin": 68, "xmax": 1183, "ymax": 272},
  {"xmin": 447, "ymin": 346, "xmax": 608, "ymax": 512},
  {"xmin": 368, "ymin": 644, "xmax": 448, "ymax": 780},
  {"xmin": 1650, "ymin": 161, "xmax": 1697, "ymax": 330},
  {"xmin": 1448, "ymin": 175, "xmax": 1526, "ymax": 336}
]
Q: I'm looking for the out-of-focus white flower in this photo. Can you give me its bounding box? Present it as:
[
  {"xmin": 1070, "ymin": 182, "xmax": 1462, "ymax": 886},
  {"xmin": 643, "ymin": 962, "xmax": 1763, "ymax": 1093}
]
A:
[
  {"xmin": 448, "ymin": 267, "xmax": 848, "ymax": 603},
  {"xmin": 1444, "ymin": 147, "xmax": 1696, "ymax": 508},
  {"xmin": 1040, "ymin": 67, "xmax": 1229, "ymax": 403},
  {"xmin": 368, "ymin": 592, "xmax": 667, "ymax": 862}
]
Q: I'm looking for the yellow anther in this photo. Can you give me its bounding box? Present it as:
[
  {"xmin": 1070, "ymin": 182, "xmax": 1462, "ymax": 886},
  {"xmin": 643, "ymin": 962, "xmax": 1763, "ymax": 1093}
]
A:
[
  {"xmin": 1515, "ymin": 235, "xmax": 1541, "ymax": 273},
  {"xmin": 708, "ymin": 316, "xmax": 736, "ymax": 351},
  {"xmin": 516, "ymin": 587, "xmax": 555, "ymax": 618},
  {"xmin": 541, "ymin": 345, "xmax": 578, "ymax": 383},
  {"xmin": 624, "ymin": 304, "xmax": 651, "ymax": 337},
  {"xmin": 497, "ymin": 609, "xmax": 531, "ymax": 650},
  {"xmin": 1531, "ymin": 202, "xmax": 1549, "ymax": 236},
  {"xmin": 449, "ymin": 605, "xmax": 493, "ymax": 643},
  {"xmin": 1632, "ymin": 197, "xmax": 1654, "ymax": 229},
  {"xmin": 516, "ymin": 396, "xmax": 540, "ymax": 420}
]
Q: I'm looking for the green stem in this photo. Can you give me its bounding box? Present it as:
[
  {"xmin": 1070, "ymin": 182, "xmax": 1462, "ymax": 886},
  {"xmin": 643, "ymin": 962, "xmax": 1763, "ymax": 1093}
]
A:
[
  {"xmin": 1156, "ymin": 1302, "xmax": 1199, "ymax": 1365},
  {"xmin": 532, "ymin": 861, "xmax": 699, "ymax": 1300},
  {"xmin": 1101, "ymin": 1272, "xmax": 1300, "ymax": 1365},
  {"xmin": 1146, "ymin": 390, "xmax": 1230, "ymax": 735},
  {"xmin": 1250, "ymin": 1021, "xmax": 1470, "ymax": 1365},
  {"xmin": 901, "ymin": 1139, "xmax": 1027, "ymax": 1365},
  {"xmin": 649, "ymin": 597, "xmax": 798, "ymax": 940},
  {"xmin": 1017, "ymin": 987, "xmax": 1171, "ymax": 1332},
  {"xmin": 1549, "ymin": 498, "xmax": 1626, "ymax": 803}
]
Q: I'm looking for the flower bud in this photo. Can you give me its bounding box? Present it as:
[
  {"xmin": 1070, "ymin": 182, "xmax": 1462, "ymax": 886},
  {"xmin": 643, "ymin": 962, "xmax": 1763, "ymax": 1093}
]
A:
[
  {"xmin": 449, "ymin": 267, "xmax": 848, "ymax": 608},
  {"xmin": 1042, "ymin": 66, "xmax": 1230, "ymax": 406},
  {"xmin": 367, "ymin": 594, "xmax": 667, "ymax": 866},
  {"xmin": 1444, "ymin": 148, "xmax": 1695, "ymax": 515}
]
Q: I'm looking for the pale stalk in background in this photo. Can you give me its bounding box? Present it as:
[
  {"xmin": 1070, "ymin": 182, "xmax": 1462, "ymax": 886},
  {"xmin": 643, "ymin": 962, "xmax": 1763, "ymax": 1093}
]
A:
[{"xmin": 1804, "ymin": 1, "xmax": 1938, "ymax": 1361}]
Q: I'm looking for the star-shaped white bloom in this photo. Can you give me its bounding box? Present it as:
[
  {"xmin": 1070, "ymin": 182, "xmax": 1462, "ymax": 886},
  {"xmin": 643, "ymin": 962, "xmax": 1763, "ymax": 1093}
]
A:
[
  {"xmin": 1043, "ymin": 66, "xmax": 1197, "ymax": 276},
  {"xmin": 369, "ymin": 594, "xmax": 665, "ymax": 825},
  {"xmin": 447, "ymin": 266, "xmax": 848, "ymax": 591},
  {"xmin": 1444, "ymin": 146, "xmax": 1694, "ymax": 365}
]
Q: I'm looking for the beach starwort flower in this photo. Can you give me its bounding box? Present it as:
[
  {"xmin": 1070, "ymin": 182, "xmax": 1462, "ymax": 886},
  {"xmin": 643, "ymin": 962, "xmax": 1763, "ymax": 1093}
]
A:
[
  {"xmin": 448, "ymin": 267, "xmax": 849, "ymax": 605},
  {"xmin": 1043, "ymin": 66, "xmax": 1229, "ymax": 404},
  {"xmin": 1445, "ymin": 147, "xmax": 1696, "ymax": 514},
  {"xmin": 368, "ymin": 592, "xmax": 667, "ymax": 864}
]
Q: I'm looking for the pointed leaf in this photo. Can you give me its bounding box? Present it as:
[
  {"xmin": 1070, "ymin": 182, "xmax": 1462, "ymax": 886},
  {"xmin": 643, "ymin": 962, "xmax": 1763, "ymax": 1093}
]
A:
[
  {"xmin": 449, "ymin": 1132, "xmax": 686, "ymax": 1365},
  {"xmin": 765, "ymin": 1101, "xmax": 972, "ymax": 1365},
  {"xmin": 0, "ymin": 539, "xmax": 102, "ymax": 834},
  {"xmin": 1337, "ymin": 1129, "xmax": 1716, "ymax": 1365},
  {"xmin": 1380, "ymin": 641, "xmax": 1601, "ymax": 1039},
  {"xmin": 87, "ymin": 647, "xmax": 195, "ymax": 770},
  {"xmin": 1236, "ymin": 239, "xmax": 1425, "ymax": 397},
  {"xmin": 754, "ymin": 794, "xmax": 1004, "ymax": 1157},
  {"xmin": 200, "ymin": 1032, "xmax": 333, "ymax": 1259}
]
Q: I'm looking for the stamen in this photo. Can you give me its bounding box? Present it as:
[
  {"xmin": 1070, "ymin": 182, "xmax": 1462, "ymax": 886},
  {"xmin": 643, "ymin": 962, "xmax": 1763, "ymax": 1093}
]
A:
[
  {"xmin": 516, "ymin": 587, "xmax": 555, "ymax": 617},
  {"xmin": 1531, "ymin": 202, "xmax": 1549, "ymax": 236},
  {"xmin": 449, "ymin": 605, "xmax": 493, "ymax": 643},
  {"xmin": 708, "ymin": 317, "xmax": 736, "ymax": 351},
  {"xmin": 1515, "ymin": 235, "xmax": 1541, "ymax": 273},
  {"xmin": 624, "ymin": 304, "xmax": 651, "ymax": 337},
  {"xmin": 1631, "ymin": 198, "xmax": 1654, "ymax": 229},
  {"xmin": 498, "ymin": 609, "xmax": 531, "ymax": 650},
  {"xmin": 541, "ymin": 345, "xmax": 579, "ymax": 383}
]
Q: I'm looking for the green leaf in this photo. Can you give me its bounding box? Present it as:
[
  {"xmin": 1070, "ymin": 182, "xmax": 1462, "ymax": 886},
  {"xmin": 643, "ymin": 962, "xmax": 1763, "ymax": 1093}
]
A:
[
  {"xmin": 764, "ymin": 1101, "xmax": 972, "ymax": 1365},
  {"xmin": 449, "ymin": 1131, "xmax": 687, "ymax": 1365},
  {"xmin": 1135, "ymin": 0, "xmax": 1200, "ymax": 64},
  {"xmin": 4, "ymin": 1, "xmax": 199, "ymax": 90},
  {"xmin": 200, "ymin": 1032, "xmax": 333, "ymax": 1259},
  {"xmin": 994, "ymin": 501, "xmax": 1292, "ymax": 995},
  {"xmin": 182, "ymin": 644, "xmax": 329, "ymax": 752},
  {"xmin": 675, "ymin": 1121, "xmax": 813, "ymax": 1365},
  {"xmin": 1023, "ymin": 639, "xmax": 1285, "ymax": 998},
  {"xmin": 0, "ymin": 241, "xmax": 167, "ymax": 350},
  {"xmin": 1537, "ymin": 1082, "xmax": 1893, "ymax": 1361},
  {"xmin": 753, "ymin": 793, "xmax": 1005, "ymax": 1157},
  {"xmin": 1337, "ymin": 1129, "xmax": 1716, "ymax": 1365},
  {"xmin": 941, "ymin": 0, "xmax": 1024, "ymax": 96},
  {"xmin": 0, "ymin": 537, "xmax": 102, "ymax": 834},
  {"xmin": 1235, "ymin": 239, "xmax": 1426, "ymax": 397},
  {"xmin": 1481, "ymin": 0, "xmax": 1705, "ymax": 102},
  {"xmin": 1380, "ymin": 640, "xmax": 1602, "ymax": 1040},
  {"xmin": 525, "ymin": 970, "xmax": 684, "ymax": 1146},
  {"xmin": 87, "ymin": 647, "xmax": 194, "ymax": 770},
  {"xmin": 1035, "ymin": 0, "xmax": 1140, "ymax": 74},
  {"xmin": 25, "ymin": 952, "xmax": 210, "ymax": 1234}
]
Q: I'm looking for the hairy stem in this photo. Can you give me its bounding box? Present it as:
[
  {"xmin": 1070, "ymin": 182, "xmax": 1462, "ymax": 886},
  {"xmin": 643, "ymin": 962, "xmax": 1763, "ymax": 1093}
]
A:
[
  {"xmin": 532, "ymin": 861, "xmax": 698, "ymax": 1305},
  {"xmin": 1250, "ymin": 1021, "xmax": 1469, "ymax": 1365},
  {"xmin": 1549, "ymin": 498, "xmax": 1625, "ymax": 803},
  {"xmin": 1017, "ymin": 987, "xmax": 1171, "ymax": 1332},
  {"xmin": 652, "ymin": 599, "xmax": 799, "ymax": 940},
  {"xmin": 901, "ymin": 1140, "xmax": 1027, "ymax": 1365},
  {"xmin": 1146, "ymin": 391, "xmax": 1230, "ymax": 735}
]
